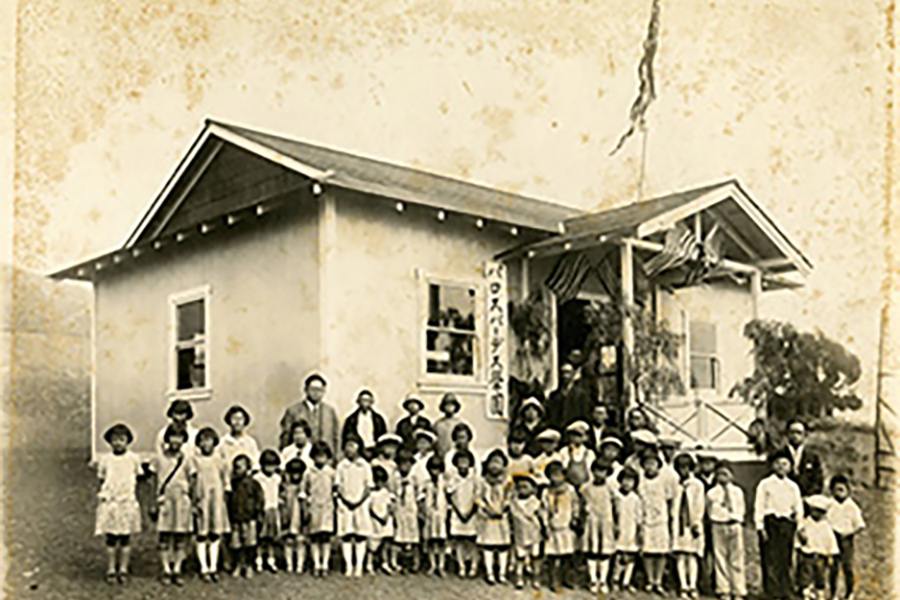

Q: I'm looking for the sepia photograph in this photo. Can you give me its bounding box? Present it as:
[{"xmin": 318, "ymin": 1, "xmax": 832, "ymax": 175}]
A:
[{"xmin": 2, "ymin": 0, "xmax": 898, "ymax": 598}]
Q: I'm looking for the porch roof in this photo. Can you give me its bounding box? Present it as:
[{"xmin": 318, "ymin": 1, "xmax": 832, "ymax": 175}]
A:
[{"xmin": 497, "ymin": 179, "xmax": 813, "ymax": 279}]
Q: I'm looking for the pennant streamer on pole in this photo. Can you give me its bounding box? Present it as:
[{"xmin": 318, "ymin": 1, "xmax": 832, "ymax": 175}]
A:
[{"xmin": 610, "ymin": 0, "xmax": 662, "ymax": 156}]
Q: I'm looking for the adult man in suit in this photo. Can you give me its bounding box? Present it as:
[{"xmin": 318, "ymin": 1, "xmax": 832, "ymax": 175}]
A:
[
  {"xmin": 782, "ymin": 418, "xmax": 824, "ymax": 496},
  {"xmin": 341, "ymin": 389, "xmax": 388, "ymax": 458},
  {"xmin": 546, "ymin": 363, "xmax": 592, "ymax": 431},
  {"xmin": 279, "ymin": 373, "xmax": 340, "ymax": 456}
]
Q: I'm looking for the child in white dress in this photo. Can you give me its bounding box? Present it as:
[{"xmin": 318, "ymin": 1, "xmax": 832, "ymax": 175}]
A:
[
  {"xmin": 368, "ymin": 466, "xmax": 395, "ymax": 574},
  {"xmin": 509, "ymin": 473, "xmax": 544, "ymax": 590},
  {"xmin": 254, "ymin": 449, "xmax": 282, "ymax": 573},
  {"xmin": 335, "ymin": 435, "xmax": 373, "ymax": 578},
  {"xmin": 219, "ymin": 405, "xmax": 259, "ymax": 478},
  {"xmin": 542, "ymin": 460, "xmax": 579, "ymax": 592},
  {"xmin": 446, "ymin": 449, "xmax": 479, "ymax": 578},
  {"xmin": 671, "ymin": 453, "xmax": 706, "ymax": 599},
  {"xmin": 612, "ymin": 466, "xmax": 642, "ymax": 591},
  {"xmin": 581, "ymin": 459, "xmax": 616, "ymax": 594},
  {"xmin": 193, "ymin": 427, "xmax": 231, "ymax": 582},
  {"xmin": 280, "ymin": 419, "xmax": 312, "ymax": 471},
  {"xmin": 559, "ymin": 421, "xmax": 597, "ymax": 488},
  {"xmin": 304, "ymin": 441, "xmax": 336, "ymax": 577},
  {"xmin": 421, "ymin": 454, "xmax": 449, "ymax": 576},
  {"xmin": 95, "ymin": 423, "xmax": 144, "ymax": 585},
  {"xmin": 638, "ymin": 450, "xmax": 674, "ymax": 594},
  {"xmin": 797, "ymin": 495, "xmax": 840, "ymax": 600},
  {"xmin": 477, "ymin": 449, "xmax": 512, "ymax": 585},
  {"xmin": 280, "ymin": 458, "xmax": 307, "ymax": 573},
  {"xmin": 393, "ymin": 450, "xmax": 421, "ymax": 573}
]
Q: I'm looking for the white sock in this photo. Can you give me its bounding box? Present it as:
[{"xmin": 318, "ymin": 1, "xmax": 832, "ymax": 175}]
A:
[
  {"xmin": 588, "ymin": 559, "xmax": 598, "ymax": 584},
  {"xmin": 497, "ymin": 551, "xmax": 508, "ymax": 579},
  {"xmin": 355, "ymin": 541, "xmax": 367, "ymax": 575},
  {"xmin": 688, "ymin": 555, "xmax": 698, "ymax": 590},
  {"xmin": 312, "ymin": 544, "xmax": 322, "ymax": 570},
  {"xmin": 209, "ymin": 539, "xmax": 220, "ymax": 573},
  {"xmin": 599, "ymin": 559, "xmax": 610, "ymax": 585},
  {"xmin": 322, "ymin": 543, "xmax": 332, "ymax": 572},
  {"xmin": 197, "ymin": 541, "xmax": 209, "ymax": 574},
  {"xmin": 483, "ymin": 551, "xmax": 494, "ymax": 578},
  {"xmin": 342, "ymin": 542, "xmax": 354, "ymax": 574}
]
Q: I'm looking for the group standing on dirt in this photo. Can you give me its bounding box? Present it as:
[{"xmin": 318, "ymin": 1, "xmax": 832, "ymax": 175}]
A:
[{"xmin": 94, "ymin": 371, "xmax": 865, "ymax": 600}]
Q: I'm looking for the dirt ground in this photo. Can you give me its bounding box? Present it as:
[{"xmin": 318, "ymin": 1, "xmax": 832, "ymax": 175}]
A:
[{"xmin": 3, "ymin": 446, "xmax": 895, "ymax": 600}]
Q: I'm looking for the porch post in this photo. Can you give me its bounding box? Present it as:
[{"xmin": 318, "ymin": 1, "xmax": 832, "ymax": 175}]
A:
[
  {"xmin": 621, "ymin": 240, "xmax": 635, "ymax": 409},
  {"xmin": 750, "ymin": 269, "xmax": 762, "ymax": 320}
]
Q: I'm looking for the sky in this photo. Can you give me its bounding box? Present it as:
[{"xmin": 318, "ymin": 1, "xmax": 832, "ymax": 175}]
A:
[{"xmin": 11, "ymin": 0, "xmax": 894, "ymax": 423}]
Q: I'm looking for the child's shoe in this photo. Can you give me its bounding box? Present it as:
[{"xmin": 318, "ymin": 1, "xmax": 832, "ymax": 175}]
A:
[
  {"xmin": 116, "ymin": 572, "xmax": 128, "ymax": 585},
  {"xmin": 255, "ymin": 556, "xmax": 263, "ymax": 572},
  {"xmin": 244, "ymin": 567, "xmax": 254, "ymax": 579},
  {"xmin": 486, "ymin": 572, "xmax": 496, "ymax": 585},
  {"xmin": 589, "ymin": 581, "xmax": 600, "ymax": 593},
  {"xmin": 600, "ymin": 583, "xmax": 610, "ymax": 595},
  {"xmin": 515, "ymin": 575, "xmax": 525, "ymax": 589},
  {"xmin": 104, "ymin": 572, "xmax": 116, "ymax": 585},
  {"xmin": 210, "ymin": 572, "xmax": 219, "ymax": 583},
  {"xmin": 159, "ymin": 573, "xmax": 171, "ymax": 586},
  {"xmin": 266, "ymin": 557, "xmax": 278, "ymax": 573},
  {"xmin": 171, "ymin": 574, "xmax": 184, "ymax": 587},
  {"xmin": 200, "ymin": 573, "xmax": 212, "ymax": 583}
]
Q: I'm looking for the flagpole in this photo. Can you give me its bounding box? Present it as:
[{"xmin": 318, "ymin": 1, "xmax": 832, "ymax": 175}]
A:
[{"xmin": 637, "ymin": 120, "xmax": 649, "ymax": 202}]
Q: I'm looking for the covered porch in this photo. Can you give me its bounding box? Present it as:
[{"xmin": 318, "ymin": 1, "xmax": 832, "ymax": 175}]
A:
[{"xmin": 500, "ymin": 179, "xmax": 812, "ymax": 459}]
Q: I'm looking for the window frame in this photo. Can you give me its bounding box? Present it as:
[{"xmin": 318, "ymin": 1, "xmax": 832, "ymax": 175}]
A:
[
  {"xmin": 418, "ymin": 274, "xmax": 486, "ymax": 388},
  {"xmin": 688, "ymin": 319, "xmax": 719, "ymax": 391},
  {"xmin": 168, "ymin": 285, "xmax": 212, "ymax": 400}
]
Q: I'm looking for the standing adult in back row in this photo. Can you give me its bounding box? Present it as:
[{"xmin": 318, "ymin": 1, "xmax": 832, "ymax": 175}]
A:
[{"xmin": 279, "ymin": 374, "xmax": 340, "ymax": 456}]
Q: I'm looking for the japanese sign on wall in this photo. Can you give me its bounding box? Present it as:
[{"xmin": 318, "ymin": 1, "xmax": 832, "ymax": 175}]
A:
[{"xmin": 484, "ymin": 261, "xmax": 509, "ymax": 420}]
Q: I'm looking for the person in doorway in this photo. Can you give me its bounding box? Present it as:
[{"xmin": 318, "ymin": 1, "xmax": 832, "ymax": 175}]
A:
[
  {"xmin": 782, "ymin": 419, "xmax": 825, "ymax": 497},
  {"xmin": 279, "ymin": 374, "xmax": 340, "ymax": 457},
  {"xmin": 341, "ymin": 389, "xmax": 388, "ymax": 459},
  {"xmin": 546, "ymin": 363, "xmax": 592, "ymax": 432}
]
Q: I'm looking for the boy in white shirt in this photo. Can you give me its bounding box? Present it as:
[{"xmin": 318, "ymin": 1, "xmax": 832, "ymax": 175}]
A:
[
  {"xmin": 755, "ymin": 449, "xmax": 804, "ymax": 600},
  {"xmin": 706, "ymin": 461, "xmax": 746, "ymax": 600},
  {"xmin": 826, "ymin": 475, "xmax": 865, "ymax": 600},
  {"xmin": 796, "ymin": 495, "xmax": 839, "ymax": 600}
]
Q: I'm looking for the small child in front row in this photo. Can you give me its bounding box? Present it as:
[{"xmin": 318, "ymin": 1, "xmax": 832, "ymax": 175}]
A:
[
  {"xmin": 304, "ymin": 441, "xmax": 336, "ymax": 577},
  {"xmin": 542, "ymin": 460, "xmax": 579, "ymax": 592},
  {"xmin": 95, "ymin": 423, "xmax": 145, "ymax": 585},
  {"xmin": 509, "ymin": 472, "xmax": 544, "ymax": 589},
  {"xmin": 193, "ymin": 427, "xmax": 231, "ymax": 583},
  {"xmin": 827, "ymin": 475, "xmax": 865, "ymax": 600},
  {"xmin": 796, "ymin": 495, "xmax": 840, "ymax": 600},
  {"xmin": 421, "ymin": 454, "xmax": 449, "ymax": 576},
  {"xmin": 368, "ymin": 466, "xmax": 396, "ymax": 574},
  {"xmin": 335, "ymin": 435, "xmax": 373, "ymax": 578},
  {"xmin": 707, "ymin": 461, "xmax": 747, "ymax": 600},
  {"xmin": 507, "ymin": 428, "xmax": 535, "ymax": 486},
  {"xmin": 151, "ymin": 424, "xmax": 196, "ymax": 586},
  {"xmin": 280, "ymin": 458, "xmax": 307, "ymax": 573},
  {"xmin": 581, "ymin": 459, "xmax": 616, "ymax": 594},
  {"xmin": 227, "ymin": 454, "xmax": 264, "ymax": 579},
  {"xmin": 638, "ymin": 450, "xmax": 673, "ymax": 595},
  {"xmin": 477, "ymin": 449, "xmax": 512, "ymax": 585},
  {"xmin": 255, "ymin": 449, "xmax": 282, "ymax": 572},
  {"xmin": 447, "ymin": 449, "xmax": 479, "ymax": 578},
  {"xmin": 612, "ymin": 466, "xmax": 642, "ymax": 591},
  {"xmin": 671, "ymin": 453, "xmax": 706, "ymax": 599},
  {"xmin": 393, "ymin": 450, "xmax": 422, "ymax": 573}
]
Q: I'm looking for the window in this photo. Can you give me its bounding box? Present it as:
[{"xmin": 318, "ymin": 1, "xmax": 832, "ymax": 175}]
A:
[
  {"xmin": 424, "ymin": 282, "xmax": 479, "ymax": 378},
  {"xmin": 689, "ymin": 320, "xmax": 718, "ymax": 390},
  {"xmin": 170, "ymin": 287, "xmax": 210, "ymax": 397}
]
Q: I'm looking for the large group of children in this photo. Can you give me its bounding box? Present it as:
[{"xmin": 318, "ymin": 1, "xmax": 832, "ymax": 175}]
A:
[{"xmin": 95, "ymin": 388, "xmax": 865, "ymax": 600}]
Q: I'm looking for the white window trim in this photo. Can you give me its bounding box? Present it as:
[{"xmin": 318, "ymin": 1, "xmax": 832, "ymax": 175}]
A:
[
  {"xmin": 168, "ymin": 284, "xmax": 212, "ymax": 400},
  {"xmin": 688, "ymin": 320, "xmax": 720, "ymax": 392},
  {"xmin": 417, "ymin": 272, "xmax": 487, "ymax": 389}
]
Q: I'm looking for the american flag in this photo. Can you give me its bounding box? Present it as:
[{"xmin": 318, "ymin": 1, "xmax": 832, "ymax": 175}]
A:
[
  {"xmin": 610, "ymin": 0, "xmax": 662, "ymax": 156},
  {"xmin": 644, "ymin": 221, "xmax": 697, "ymax": 277}
]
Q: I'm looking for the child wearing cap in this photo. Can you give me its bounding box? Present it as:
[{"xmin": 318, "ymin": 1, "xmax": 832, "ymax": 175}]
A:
[
  {"xmin": 513, "ymin": 397, "xmax": 548, "ymax": 457},
  {"xmin": 476, "ymin": 449, "xmax": 512, "ymax": 585},
  {"xmin": 598, "ymin": 436, "xmax": 624, "ymax": 482},
  {"xmin": 534, "ymin": 429, "xmax": 562, "ymax": 488},
  {"xmin": 796, "ymin": 495, "xmax": 839, "ymax": 600},
  {"xmin": 638, "ymin": 449, "xmax": 674, "ymax": 595},
  {"xmin": 194, "ymin": 427, "xmax": 230, "ymax": 582},
  {"xmin": 581, "ymin": 459, "xmax": 616, "ymax": 594},
  {"xmin": 304, "ymin": 441, "xmax": 336, "ymax": 577},
  {"xmin": 393, "ymin": 450, "xmax": 422, "ymax": 573},
  {"xmin": 280, "ymin": 458, "xmax": 307, "ymax": 574},
  {"xmin": 826, "ymin": 475, "xmax": 865, "ymax": 600},
  {"xmin": 433, "ymin": 393, "xmax": 463, "ymax": 457},
  {"xmin": 509, "ymin": 473, "xmax": 544, "ymax": 589},
  {"xmin": 612, "ymin": 466, "xmax": 642, "ymax": 591},
  {"xmin": 411, "ymin": 428, "xmax": 438, "ymax": 487},
  {"xmin": 755, "ymin": 449, "xmax": 803, "ymax": 600},
  {"xmin": 559, "ymin": 420, "xmax": 597, "ymax": 488},
  {"xmin": 672, "ymin": 453, "xmax": 706, "ymax": 599},
  {"xmin": 335, "ymin": 435, "xmax": 374, "ymax": 578},
  {"xmin": 446, "ymin": 449, "xmax": 479, "ymax": 578},
  {"xmin": 541, "ymin": 460, "xmax": 578, "ymax": 592},
  {"xmin": 220, "ymin": 405, "xmax": 259, "ymax": 477},
  {"xmin": 96, "ymin": 423, "xmax": 145, "ymax": 584},
  {"xmin": 396, "ymin": 396, "xmax": 431, "ymax": 452},
  {"xmin": 372, "ymin": 434, "xmax": 402, "ymax": 490},
  {"xmin": 421, "ymin": 454, "xmax": 449, "ymax": 576},
  {"xmin": 709, "ymin": 461, "xmax": 748, "ymax": 600}
]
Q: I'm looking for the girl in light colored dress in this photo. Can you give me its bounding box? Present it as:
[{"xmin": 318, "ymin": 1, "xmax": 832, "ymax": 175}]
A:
[
  {"xmin": 509, "ymin": 473, "xmax": 544, "ymax": 590},
  {"xmin": 559, "ymin": 421, "xmax": 597, "ymax": 488},
  {"xmin": 542, "ymin": 460, "xmax": 579, "ymax": 592},
  {"xmin": 507, "ymin": 428, "xmax": 535, "ymax": 487},
  {"xmin": 372, "ymin": 433, "xmax": 402, "ymax": 491},
  {"xmin": 254, "ymin": 449, "xmax": 282, "ymax": 573},
  {"xmin": 304, "ymin": 441, "xmax": 336, "ymax": 577},
  {"xmin": 367, "ymin": 466, "xmax": 395, "ymax": 574},
  {"xmin": 446, "ymin": 449, "xmax": 479, "ymax": 578},
  {"xmin": 150, "ymin": 424, "xmax": 196, "ymax": 587},
  {"xmin": 280, "ymin": 419, "xmax": 312, "ymax": 471},
  {"xmin": 613, "ymin": 466, "xmax": 642, "ymax": 591},
  {"xmin": 420, "ymin": 454, "xmax": 449, "ymax": 576},
  {"xmin": 219, "ymin": 405, "xmax": 259, "ymax": 477},
  {"xmin": 193, "ymin": 427, "xmax": 231, "ymax": 582},
  {"xmin": 280, "ymin": 458, "xmax": 307, "ymax": 573},
  {"xmin": 95, "ymin": 423, "xmax": 144, "ymax": 585},
  {"xmin": 477, "ymin": 449, "xmax": 511, "ymax": 585},
  {"xmin": 638, "ymin": 450, "xmax": 674, "ymax": 594},
  {"xmin": 393, "ymin": 449, "xmax": 421, "ymax": 573},
  {"xmin": 336, "ymin": 435, "xmax": 374, "ymax": 578},
  {"xmin": 581, "ymin": 459, "xmax": 616, "ymax": 594},
  {"xmin": 445, "ymin": 422, "xmax": 478, "ymax": 475},
  {"xmin": 671, "ymin": 453, "xmax": 706, "ymax": 599}
]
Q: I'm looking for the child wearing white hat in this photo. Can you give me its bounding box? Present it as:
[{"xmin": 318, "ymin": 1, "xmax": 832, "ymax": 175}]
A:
[
  {"xmin": 796, "ymin": 495, "xmax": 840, "ymax": 600},
  {"xmin": 559, "ymin": 421, "xmax": 597, "ymax": 488}
]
